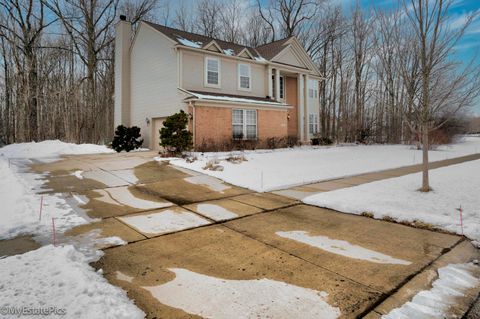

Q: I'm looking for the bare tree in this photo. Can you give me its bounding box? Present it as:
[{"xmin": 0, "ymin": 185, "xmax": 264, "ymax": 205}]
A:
[
  {"xmin": 195, "ymin": 0, "xmax": 222, "ymax": 38},
  {"xmin": 401, "ymin": 0, "xmax": 480, "ymax": 191}
]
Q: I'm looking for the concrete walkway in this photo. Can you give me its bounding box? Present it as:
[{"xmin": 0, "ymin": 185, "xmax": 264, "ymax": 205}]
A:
[
  {"xmin": 15, "ymin": 151, "xmax": 480, "ymax": 318},
  {"xmin": 273, "ymin": 153, "xmax": 480, "ymax": 200}
]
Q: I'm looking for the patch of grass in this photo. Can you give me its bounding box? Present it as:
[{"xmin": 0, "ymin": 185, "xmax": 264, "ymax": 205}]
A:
[
  {"xmin": 381, "ymin": 215, "xmax": 397, "ymax": 223},
  {"xmin": 361, "ymin": 211, "xmax": 374, "ymax": 218}
]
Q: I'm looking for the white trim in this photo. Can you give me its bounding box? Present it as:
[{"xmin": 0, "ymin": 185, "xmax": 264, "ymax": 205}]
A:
[
  {"xmin": 237, "ymin": 63, "xmax": 251, "ymax": 91},
  {"xmin": 204, "ymin": 56, "xmax": 221, "ymax": 88},
  {"xmin": 237, "ymin": 48, "xmax": 255, "ymax": 59},
  {"xmin": 203, "ymin": 40, "xmax": 223, "ymax": 53},
  {"xmin": 232, "ymin": 109, "xmax": 257, "ymax": 140}
]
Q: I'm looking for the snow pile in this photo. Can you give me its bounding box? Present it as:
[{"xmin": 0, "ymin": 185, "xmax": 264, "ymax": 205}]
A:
[
  {"xmin": 167, "ymin": 136, "xmax": 480, "ymax": 192},
  {"xmin": 144, "ymin": 268, "xmax": 341, "ymax": 318},
  {"xmin": 0, "ymin": 245, "xmax": 144, "ymax": 319},
  {"xmin": 303, "ymin": 160, "xmax": 480, "ymax": 241},
  {"xmin": 382, "ymin": 263, "xmax": 479, "ymax": 319},
  {"xmin": 0, "ymin": 140, "xmax": 112, "ymax": 159},
  {"xmin": 276, "ymin": 231, "xmax": 411, "ymax": 265},
  {"xmin": 0, "ymin": 159, "xmax": 90, "ymax": 240}
]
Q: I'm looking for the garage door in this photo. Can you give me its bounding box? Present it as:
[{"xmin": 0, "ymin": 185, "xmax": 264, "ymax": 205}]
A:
[{"xmin": 151, "ymin": 117, "xmax": 167, "ymax": 151}]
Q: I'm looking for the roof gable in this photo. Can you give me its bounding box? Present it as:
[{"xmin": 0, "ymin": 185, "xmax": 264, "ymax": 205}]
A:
[
  {"xmin": 272, "ymin": 45, "xmax": 308, "ymax": 69},
  {"xmin": 203, "ymin": 40, "xmax": 223, "ymax": 53}
]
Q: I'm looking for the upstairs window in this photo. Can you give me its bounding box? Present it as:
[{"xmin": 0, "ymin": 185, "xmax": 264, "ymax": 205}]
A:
[
  {"xmin": 238, "ymin": 64, "xmax": 251, "ymax": 90},
  {"xmin": 232, "ymin": 109, "xmax": 257, "ymax": 140},
  {"xmin": 205, "ymin": 57, "xmax": 220, "ymax": 87},
  {"xmin": 309, "ymin": 88, "xmax": 314, "ymax": 98}
]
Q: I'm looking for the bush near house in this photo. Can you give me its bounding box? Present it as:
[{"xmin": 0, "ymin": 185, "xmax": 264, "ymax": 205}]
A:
[
  {"xmin": 160, "ymin": 110, "xmax": 193, "ymax": 154},
  {"xmin": 311, "ymin": 135, "xmax": 333, "ymax": 146},
  {"xmin": 111, "ymin": 125, "xmax": 143, "ymax": 152}
]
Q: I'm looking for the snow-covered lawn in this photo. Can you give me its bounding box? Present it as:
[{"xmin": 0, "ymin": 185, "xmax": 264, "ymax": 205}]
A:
[
  {"xmin": 0, "ymin": 141, "xmax": 114, "ymax": 241},
  {"xmin": 166, "ymin": 136, "xmax": 480, "ymax": 192},
  {"xmin": 0, "ymin": 245, "xmax": 144, "ymax": 319},
  {"xmin": 303, "ymin": 159, "xmax": 480, "ymax": 243},
  {"xmin": 0, "ymin": 140, "xmax": 144, "ymax": 318}
]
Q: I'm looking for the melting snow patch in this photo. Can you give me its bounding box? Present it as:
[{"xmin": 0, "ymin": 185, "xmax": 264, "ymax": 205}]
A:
[
  {"xmin": 177, "ymin": 37, "xmax": 202, "ymax": 48},
  {"xmin": 184, "ymin": 175, "xmax": 231, "ymax": 193},
  {"xmin": 0, "ymin": 245, "xmax": 144, "ymax": 319},
  {"xmin": 223, "ymin": 48, "xmax": 234, "ymax": 55},
  {"xmin": 196, "ymin": 203, "xmax": 238, "ymax": 221},
  {"xmin": 382, "ymin": 263, "xmax": 480, "ymax": 319},
  {"xmin": 116, "ymin": 271, "xmax": 134, "ymax": 283},
  {"xmin": 276, "ymin": 231, "xmax": 411, "ymax": 265},
  {"xmin": 119, "ymin": 209, "xmax": 210, "ymax": 236},
  {"xmin": 93, "ymin": 187, "xmax": 172, "ymax": 210},
  {"xmin": 143, "ymin": 268, "xmax": 340, "ymax": 319},
  {"xmin": 72, "ymin": 170, "xmax": 84, "ymax": 179}
]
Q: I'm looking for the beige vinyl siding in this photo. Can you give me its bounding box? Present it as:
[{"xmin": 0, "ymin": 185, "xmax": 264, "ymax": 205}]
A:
[
  {"xmin": 130, "ymin": 23, "xmax": 184, "ymax": 148},
  {"xmin": 307, "ymin": 79, "xmax": 320, "ymax": 139},
  {"xmin": 181, "ymin": 50, "xmax": 266, "ymax": 97},
  {"xmin": 273, "ymin": 47, "xmax": 308, "ymax": 69}
]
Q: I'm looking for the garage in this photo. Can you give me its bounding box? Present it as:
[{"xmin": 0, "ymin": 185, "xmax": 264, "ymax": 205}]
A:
[{"xmin": 151, "ymin": 117, "xmax": 167, "ymax": 151}]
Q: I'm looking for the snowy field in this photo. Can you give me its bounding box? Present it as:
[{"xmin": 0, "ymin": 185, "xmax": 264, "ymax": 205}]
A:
[
  {"xmin": 167, "ymin": 136, "xmax": 480, "ymax": 192},
  {"xmin": 0, "ymin": 141, "xmax": 144, "ymax": 318},
  {"xmin": 303, "ymin": 159, "xmax": 480, "ymax": 243}
]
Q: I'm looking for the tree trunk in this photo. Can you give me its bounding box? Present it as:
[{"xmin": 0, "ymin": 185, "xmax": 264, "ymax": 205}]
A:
[{"xmin": 421, "ymin": 125, "xmax": 430, "ymax": 192}]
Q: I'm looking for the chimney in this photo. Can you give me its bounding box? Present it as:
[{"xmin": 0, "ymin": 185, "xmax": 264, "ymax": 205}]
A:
[{"xmin": 114, "ymin": 15, "xmax": 132, "ymax": 130}]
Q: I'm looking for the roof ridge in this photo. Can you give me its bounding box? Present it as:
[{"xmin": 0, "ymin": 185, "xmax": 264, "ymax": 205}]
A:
[
  {"xmin": 255, "ymin": 36, "xmax": 292, "ymax": 49},
  {"xmin": 143, "ymin": 20, "xmax": 259, "ymax": 51}
]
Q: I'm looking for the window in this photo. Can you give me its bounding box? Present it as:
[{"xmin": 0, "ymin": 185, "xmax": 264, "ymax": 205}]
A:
[
  {"xmin": 279, "ymin": 76, "xmax": 284, "ymax": 99},
  {"xmin": 205, "ymin": 57, "xmax": 220, "ymax": 87},
  {"xmin": 271, "ymin": 75, "xmax": 285, "ymax": 99},
  {"xmin": 314, "ymin": 89, "xmax": 318, "ymax": 98},
  {"xmin": 309, "ymin": 89, "xmax": 314, "ymax": 98},
  {"xmin": 309, "ymin": 114, "xmax": 319, "ymax": 134},
  {"xmin": 238, "ymin": 64, "xmax": 251, "ymax": 90},
  {"xmin": 232, "ymin": 109, "xmax": 257, "ymax": 140}
]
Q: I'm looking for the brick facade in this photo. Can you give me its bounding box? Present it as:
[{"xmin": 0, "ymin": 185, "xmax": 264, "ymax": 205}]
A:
[{"xmin": 191, "ymin": 105, "xmax": 288, "ymax": 150}]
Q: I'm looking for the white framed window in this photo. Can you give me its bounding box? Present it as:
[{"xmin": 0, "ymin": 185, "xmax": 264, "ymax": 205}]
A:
[
  {"xmin": 272, "ymin": 75, "xmax": 285, "ymax": 99},
  {"xmin": 309, "ymin": 88, "xmax": 314, "ymax": 98},
  {"xmin": 232, "ymin": 109, "xmax": 257, "ymax": 140},
  {"xmin": 309, "ymin": 114, "xmax": 319, "ymax": 134},
  {"xmin": 314, "ymin": 89, "xmax": 318, "ymax": 98},
  {"xmin": 205, "ymin": 56, "xmax": 220, "ymax": 87},
  {"xmin": 238, "ymin": 63, "xmax": 251, "ymax": 91}
]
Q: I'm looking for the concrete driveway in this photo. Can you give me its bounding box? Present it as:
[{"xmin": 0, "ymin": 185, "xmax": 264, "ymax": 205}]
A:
[{"xmin": 24, "ymin": 151, "xmax": 480, "ymax": 318}]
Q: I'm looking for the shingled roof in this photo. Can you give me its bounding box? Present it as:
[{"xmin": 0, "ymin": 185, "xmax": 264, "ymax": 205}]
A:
[
  {"xmin": 255, "ymin": 37, "xmax": 292, "ymax": 60},
  {"xmin": 144, "ymin": 21, "xmax": 290, "ymax": 61}
]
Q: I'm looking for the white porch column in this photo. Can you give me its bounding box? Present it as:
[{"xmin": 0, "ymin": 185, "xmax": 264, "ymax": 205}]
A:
[
  {"xmin": 275, "ymin": 68, "xmax": 281, "ymax": 101},
  {"xmin": 304, "ymin": 74, "xmax": 309, "ymax": 142},
  {"xmin": 267, "ymin": 66, "xmax": 273, "ymax": 98},
  {"xmin": 297, "ymin": 73, "xmax": 304, "ymax": 141}
]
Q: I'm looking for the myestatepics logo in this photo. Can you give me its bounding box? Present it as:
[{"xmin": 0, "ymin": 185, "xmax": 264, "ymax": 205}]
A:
[{"xmin": 0, "ymin": 306, "xmax": 66, "ymax": 317}]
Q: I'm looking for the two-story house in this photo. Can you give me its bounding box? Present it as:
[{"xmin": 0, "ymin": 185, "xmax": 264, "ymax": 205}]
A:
[{"xmin": 114, "ymin": 16, "xmax": 322, "ymax": 150}]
